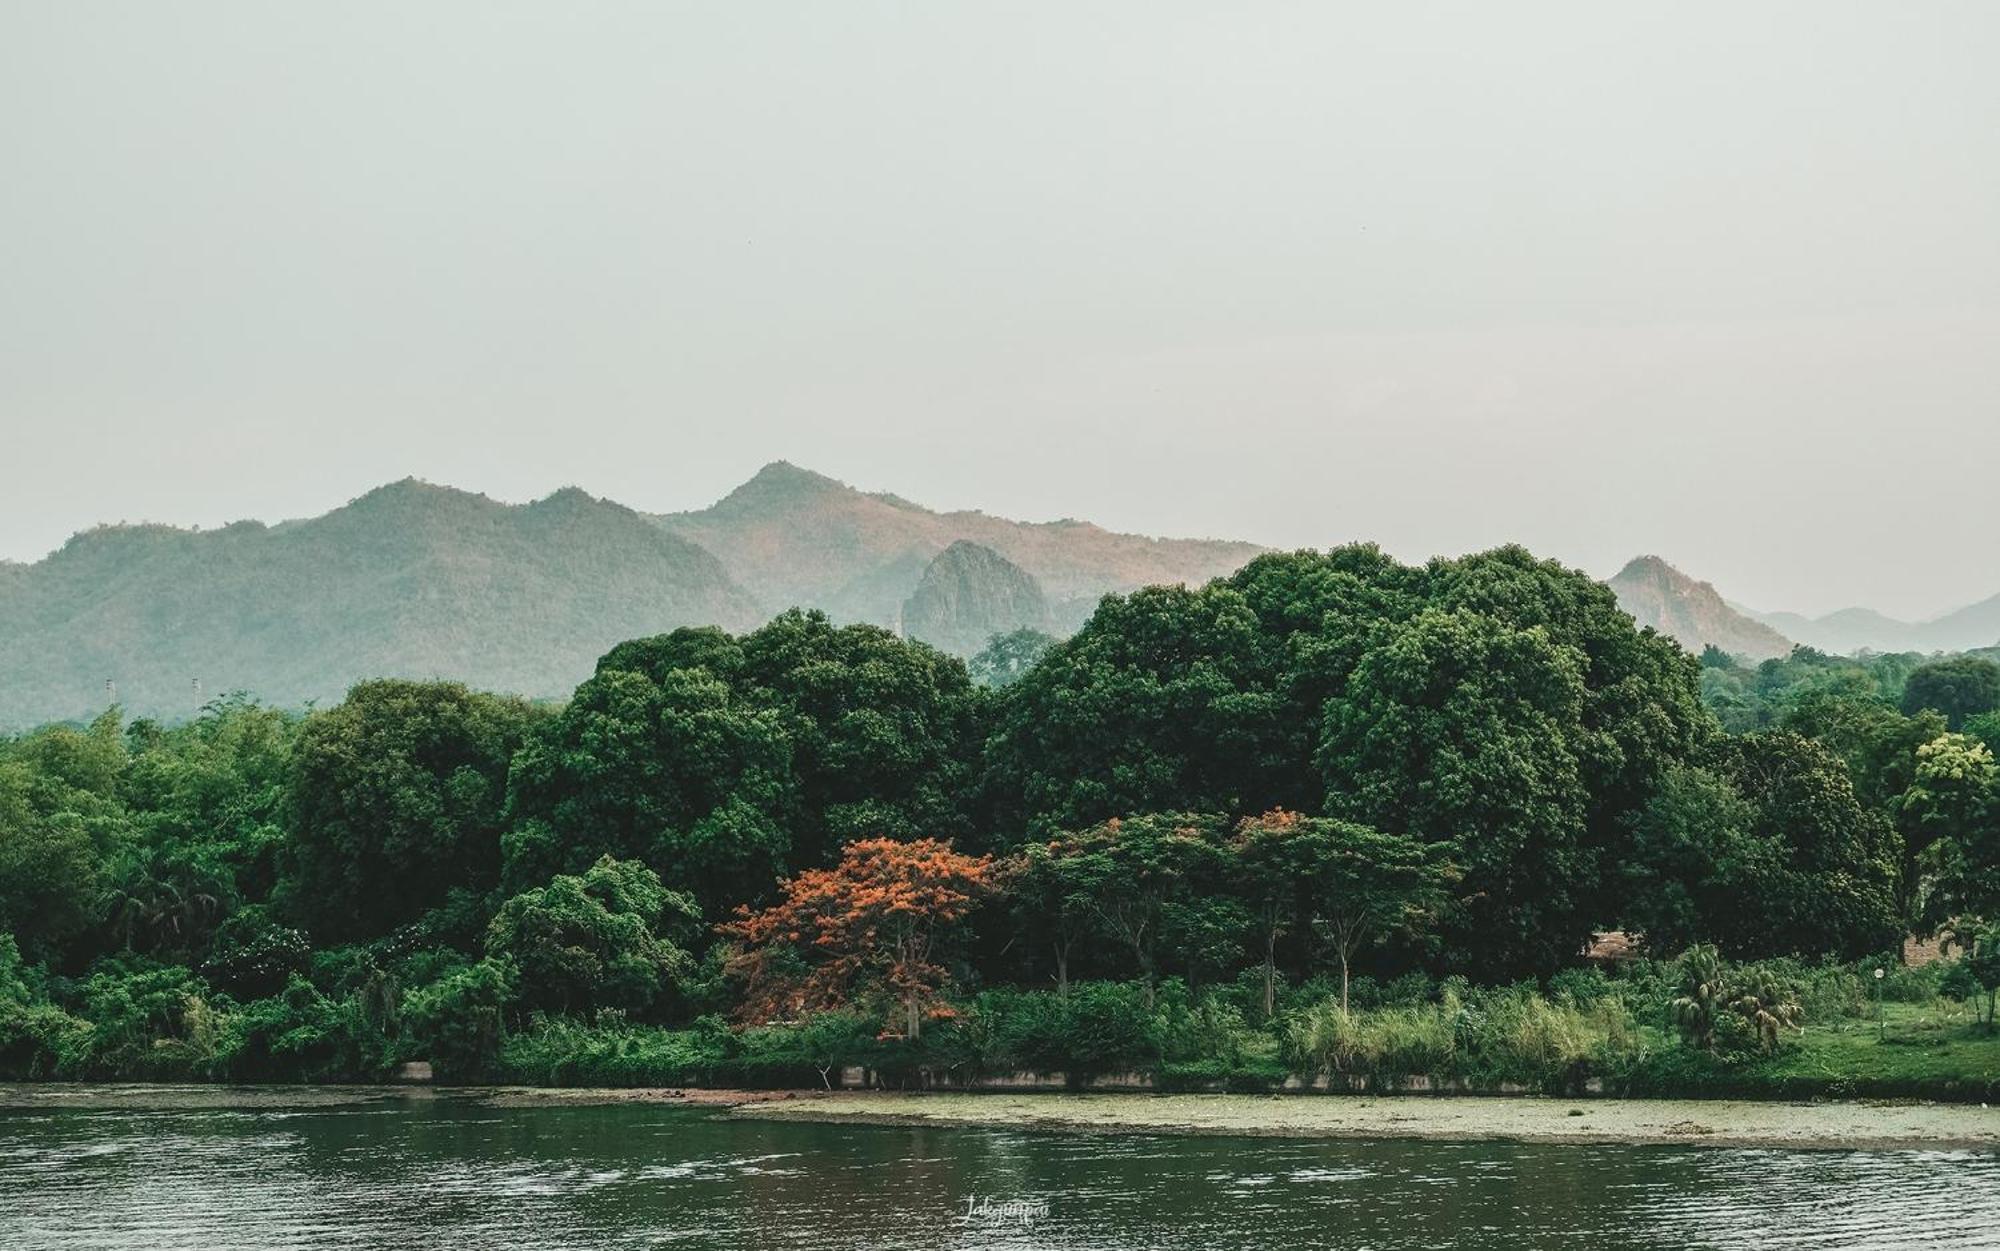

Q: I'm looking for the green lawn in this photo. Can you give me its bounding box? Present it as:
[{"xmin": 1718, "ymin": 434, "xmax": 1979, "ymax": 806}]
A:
[{"xmin": 1746, "ymin": 1000, "xmax": 2000, "ymax": 1096}]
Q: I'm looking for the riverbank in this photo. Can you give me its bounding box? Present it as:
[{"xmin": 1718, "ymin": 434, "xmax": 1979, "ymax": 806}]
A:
[
  {"xmin": 734, "ymin": 1090, "xmax": 2000, "ymax": 1152},
  {"xmin": 6, "ymin": 1082, "xmax": 1994, "ymax": 1151},
  {"xmin": 0, "ymin": 1082, "xmax": 796, "ymax": 1112}
]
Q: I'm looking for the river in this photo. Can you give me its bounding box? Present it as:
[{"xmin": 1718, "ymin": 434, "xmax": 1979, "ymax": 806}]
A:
[{"xmin": 2, "ymin": 1090, "xmax": 1992, "ymax": 1249}]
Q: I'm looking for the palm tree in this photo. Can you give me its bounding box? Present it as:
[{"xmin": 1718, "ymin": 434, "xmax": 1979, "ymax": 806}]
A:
[
  {"xmin": 1670, "ymin": 945, "xmax": 1727, "ymax": 1051},
  {"xmin": 1727, "ymin": 966, "xmax": 1802, "ymax": 1053}
]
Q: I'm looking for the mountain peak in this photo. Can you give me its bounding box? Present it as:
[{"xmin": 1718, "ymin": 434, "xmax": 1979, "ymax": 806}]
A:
[
  {"xmin": 902, "ymin": 541, "xmax": 1049, "ymax": 656},
  {"xmin": 342, "ymin": 477, "xmax": 494, "ymax": 515},
  {"xmin": 1615, "ymin": 554, "xmax": 1678, "ymax": 581},
  {"xmin": 701, "ymin": 461, "xmax": 856, "ymax": 516},
  {"xmin": 1609, "ymin": 555, "xmax": 1791, "ymax": 660}
]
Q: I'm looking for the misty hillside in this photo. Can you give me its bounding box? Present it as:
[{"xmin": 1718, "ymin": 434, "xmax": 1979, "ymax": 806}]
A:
[
  {"xmin": 1744, "ymin": 597, "xmax": 2000, "ymax": 655},
  {"xmin": 1608, "ymin": 556, "xmax": 1794, "ymax": 660},
  {"xmin": 0, "ymin": 481, "xmax": 760, "ymax": 728},
  {"xmin": 0, "ymin": 465, "xmax": 1266, "ymax": 728},
  {"xmin": 17, "ymin": 460, "xmax": 1991, "ymax": 732},
  {"xmin": 900, "ymin": 541, "xmax": 1051, "ymax": 657},
  {"xmin": 654, "ymin": 461, "xmax": 1265, "ymax": 630}
]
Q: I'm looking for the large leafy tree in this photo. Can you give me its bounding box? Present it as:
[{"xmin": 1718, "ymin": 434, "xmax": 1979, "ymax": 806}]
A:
[
  {"xmin": 1902, "ymin": 656, "xmax": 2000, "ymax": 731},
  {"xmin": 983, "ymin": 587, "xmax": 1297, "ymax": 838},
  {"xmin": 1704, "ymin": 731, "xmax": 1903, "ymax": 957},
  {"xmin": 571, "ymin": 613, "xmax": 985, "ymax": 875},
  {"xmin": 107, "ymin": 699, "xmax": 298, "ymax": 959},
  {"xmin": 503, "ymin": 664, "xmax": 796, "ymax": 915},
  {"xmin": 1624, "ymin": 764, "xmax": 1772, "ymax": 956},
  {"xmin": 734, "ymin": 611, "xmax": 985, "ymax": 861},
  {"xmin": 1003, "ymin": 837, "xmax": 1119, "ymax": 998},
  {"xmin": 0, "ymin": 711, "xmax": 130, "ymax": 962},
  {"xmin": 987, "ymin": 544, "xmax": 1707, "ymax": 978},
  {"xmin": 1782, "ymin": 691, "xmax": 1944, "ymax": 815},
  {"xmin": 1317, "ymin": 607, "xmax": 1596, "ymax": 976},
  {"xmin": 1232, "ymin": 809, "xmax": 1452, "ymax": 1015},
  {"xmin": 0, "ymin": 764, "xmax": 107, "ymax": 961},
  {"xmin": 720, "ymin": 837, "xmax": 993, "ymax": 1038},
  {"xmin": 486, "ymin": 856, "xmax": 699, "ymax": 1018},
  {"xmin": 1037, "ymin": 813, "xmax": 1230, "ymax": 1006},
  {"xmin": 1903, "ymin": 733, "xmax": 1999, "ymax": 929},
  {"xmin": 283, "ymin": 680, "xmax": 542, "ymax": 942},
  {"xmin": 1631, "ymin": 733, "xmax": 1912, "ymax": 961}
]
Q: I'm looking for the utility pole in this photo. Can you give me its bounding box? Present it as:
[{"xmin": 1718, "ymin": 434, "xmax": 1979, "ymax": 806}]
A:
[
  {"xmin": 106, "ymin": 678, "xmax": 117, "ymax": 708},
  {"xmin": 192, "ymin": 676, "xmax": 203, "ymax": 710}
]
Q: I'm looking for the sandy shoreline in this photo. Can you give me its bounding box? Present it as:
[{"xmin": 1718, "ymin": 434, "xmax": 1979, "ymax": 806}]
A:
[{"xmin": 732, "ymin": 1091, "xmax": 2000, "ymax": 1153}]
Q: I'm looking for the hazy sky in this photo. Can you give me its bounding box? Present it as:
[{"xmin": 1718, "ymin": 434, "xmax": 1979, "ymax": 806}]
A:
[{"xmin": 4, "ymin": 3, "xmax": 1996, "ymax": 619}]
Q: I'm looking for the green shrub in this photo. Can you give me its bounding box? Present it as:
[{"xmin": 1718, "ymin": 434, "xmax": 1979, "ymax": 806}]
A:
[
  {"xmin": 499, "ymin": 1014, "xmax": 730, "ymax": 1086},
  {"xmin": 978, "ymin": 982, "xmax": 1160, "ymax": 1080},
  {"xmin": 401, "ymin": 958, "xmax": 516, "ymax": 1079}
]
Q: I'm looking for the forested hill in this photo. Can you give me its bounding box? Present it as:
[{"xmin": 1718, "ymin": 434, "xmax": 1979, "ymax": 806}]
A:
[
  {"xmin": 0, "ymin": 481, "xmax": 760, "ymax": 728},
  {"xmin": 653, "ymin": 461, "xmax": 1266, "ymax": 631}
]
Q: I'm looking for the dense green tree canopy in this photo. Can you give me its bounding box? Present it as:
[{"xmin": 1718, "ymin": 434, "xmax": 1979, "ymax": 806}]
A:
[
  {"xmin": 486, "ymin": 856, "xmax": 699, "ymax": 1017},
  {"xmin": 1232, "ymin": 810, "xmax": 1451, "ymax": 1014},
  {"xmin": 1319, "ymin": 607, "xmax": 1595, "ymax": 976},
  {"xmin": 5, "ymin": 539, "xmax": 1994, "ymax": 1090},
  {"xmin": 1902, "ymin": 656, "xmax": 2000, "ymax": 730},
  {"xmin": 1702, "ymin": 732, "xmax": 1903, "ymax": 958},
  {"xmin": 502, "ymin": 664, "xmax": 796, "ymax": 913},
  {"xmin": 986, "ymin": 544, "xmax": 1707, "ymax": 977},
  {"xmin": 283, "ymin": 680, "xmax": 542, "ymax": 942},
  {"xmin": 509, "ymin": 611, "xmax": 983, "ymax": 911},
  {"xmin": 968, "ymin": 628, "xmax": 1056, "ymax": 689},
  {"xmin": 1903, "ymin": 733, "xmax": 2000, "ymax": 928},
  {"xmin": 982, "ymin": 585, "xmax": 1293, "ymax": 837}
]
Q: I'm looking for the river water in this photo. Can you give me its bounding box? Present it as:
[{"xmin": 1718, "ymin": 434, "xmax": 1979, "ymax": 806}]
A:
[{"xmin": 1, "ymin": 1092, "xmax": 1993, "ymax": 1249}]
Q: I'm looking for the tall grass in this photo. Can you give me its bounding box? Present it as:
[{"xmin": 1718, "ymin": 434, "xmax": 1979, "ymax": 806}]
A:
[{"xmin": 1280, "ymin": 984, "xmax": 1643, "ymax": 1091}]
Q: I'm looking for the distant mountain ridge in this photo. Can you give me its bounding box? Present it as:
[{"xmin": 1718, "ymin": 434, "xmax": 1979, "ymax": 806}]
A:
[
  {"xmin": 1611, "ymin": 554, "xmax": 2000, "ymax": 659},
  {"xmin": 1740, "ymin": 597, "xmax": 2000, "ymax": 655},
  {"xmin": 10, "ymin": 463, "xmax": 1993, "ymax": 729},
  {"xmin": 654, "ymin": 461, "xmax": 1264, "ymax": 631},
  {"xmin": 1608, "ymin": 556, "xmax": 1794, "ymax": 660},
  {"xmin": 0, "ymin": 481, "xmax": 760, "ymax": 728},
  {"xmin": 0, "ymin": 465, "xmax": 1266, "ymax": 729}
]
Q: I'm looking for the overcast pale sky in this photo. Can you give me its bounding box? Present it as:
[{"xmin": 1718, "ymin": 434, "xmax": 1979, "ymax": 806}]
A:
[{"xmin": 3, "ymin": 3, "xmax": 1995, "ymax": 619}]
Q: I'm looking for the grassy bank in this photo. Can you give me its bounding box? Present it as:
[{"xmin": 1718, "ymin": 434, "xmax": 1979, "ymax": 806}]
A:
[
  {"xmin": 489, "ymin": 962, "xmax": 2000, "ymax": 1104},
  {"xmin": 9, "ymin": 953, "xmax": 1994, "ymax": 1103}
]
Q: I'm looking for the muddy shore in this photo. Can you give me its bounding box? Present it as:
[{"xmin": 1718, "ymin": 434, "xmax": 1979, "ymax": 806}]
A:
[
  {"xmin": 732, "ymin": 1090, "xmax": 2000, "ymax": 1152},
  {"xmin": 6, "ymin": 1084, "xmax": 1993, "ymax": 1151}
]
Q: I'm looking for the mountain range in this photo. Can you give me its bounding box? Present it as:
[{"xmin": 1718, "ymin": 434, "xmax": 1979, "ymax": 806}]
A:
[
  {"xmin": 652, "ymin": 461, "xmax": 1261, "ymax": 633},
  {"xmin": 0, "ymin": 464, "xmax": 1260, "ymax": 728},
  {"xmin": 5, "ymin": 462, "xmax": 1995, "ymax": 729},
  {"xmin": 1609, "ymin": 556, "xmax": 2000, "ymax": 660}
]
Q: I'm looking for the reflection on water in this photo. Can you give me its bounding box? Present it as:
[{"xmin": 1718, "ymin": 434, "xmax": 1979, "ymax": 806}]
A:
[{"xmin": 1, "ymin": 1094, "xmax": 1990, "ymax": 1250}]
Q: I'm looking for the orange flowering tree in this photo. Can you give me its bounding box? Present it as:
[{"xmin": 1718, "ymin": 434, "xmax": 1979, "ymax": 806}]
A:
[{"xmin": 719, "ymin": 838, "xmax": 994, "ymax": 1039}]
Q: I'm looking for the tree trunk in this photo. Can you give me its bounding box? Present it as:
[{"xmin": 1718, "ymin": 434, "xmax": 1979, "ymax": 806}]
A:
[
  {"xmin": 1263, "ymin": 927, "xmax": 1278, "ymax": 1020},
  {"xmin": 1054, "ymin": 940, "xmax": 1070, "ymax": 1000},
  {"xmin": 1340, "ymin": 948, "xmax": 1351, "ymax": 1016},
  {"xmin": 906, "ymin": 988, "xmax": 921, "ymax": 1040}
]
